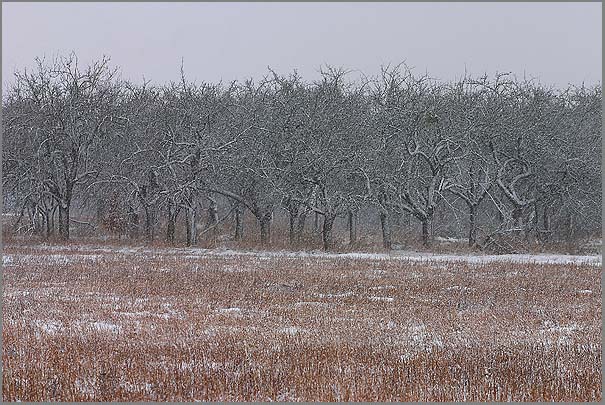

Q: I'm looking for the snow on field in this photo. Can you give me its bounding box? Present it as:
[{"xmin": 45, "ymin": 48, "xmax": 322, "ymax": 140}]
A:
[
  {"xmin": 117, "ymin": 310, "xmax": 176, "ymax": 320},
  {"xmin": 33, "ymin": 320, "xmax": 63, "ymax": 334},
  {"xmin": 4, "ymin": 243, "xmax": 602, "ymax": 266},
  {"xmin": 2, "ymin": 253, "xmax": 105, "ymax": 266},
  {"xmin": 369, "ymin": 296, "xmax": 395, "ymax": 302},
  {"xmin": 315, "ymin": 291, "xmax": 355, "ymax": 299},
  {"xmin": 280, "ymin": 326, "xmax": 304, "ymax": 335},
  {"xmin": 369, "ymin": 285, "xmax": 396, "ymax": 291},
  {"xmin": 293, "ymin": 301, "xmax": 331, "ymax": 309},
  {"xmin": 444, "ymin": 286, "xmax": 474, "ymax": 292},
  {"xmin": 216, "ymin": 307, "xmax": 242, "ymax": 314},
  {"xmin": 89, "ymin": 321, "xmax": 121, "ymax": 334}
]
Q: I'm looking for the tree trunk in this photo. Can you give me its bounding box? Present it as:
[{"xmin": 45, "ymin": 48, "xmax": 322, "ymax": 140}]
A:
[
  {"xmin": 348, "ymin": 210, "xmax": 357, "ymax": 247},
  {"xmin": 185, "ymin": 207, "xmax": 197, "ymax": 246},
  {"xmin": 50, "ymin": 206, "xmax": 57, "ymax": 237},
  {"xmin": 166, "ymin": 201, "xmax": 176, "ymax": 243},
  {"xmin": 44, "ymin": 209, "xmax": 53, "ymax": 239},
  {"xmin": 289, "ymin": 211, "xmax": 297, "ymax": 245},
  {"xmin": 314, "ymin": 212, "xmax": 320, "ymax": 233},
  {"xmin": 58, "ymin": 201, "xmax": 70, "ymax": 241},
  {"xmin": 166, "ymin": 211, "xmax": 176, "ymax": 244},
  {"xmin": 296, "ymin": 211, "xmax": 307, "ymax": 243},
  {"xmin": 207, "ymin": 196, "xmax": 219, "ymax": 239},
  {"xmin": 234, "ymin": 203, "xmax": 244, "ymax": 241},
  {"xmin": 468, "ymin": 204, "xmax": 476, "ymax": 247},
  {"xmin": 542, "ymin": 204, "xmax": 550, "ymax": 243},
  {"xmin": 421, "ymin": 218, "xmax": 431, "ymax": 247},
  {"xmin": 322, "ymin": 213, "xmax": 336, "ymax": 251},
  {"xmin": 96, "ymin": 199, "xmax": 105, "ymax": 224},
  {"xmin": 512, "ymin": 207, "xmax": 523, "ymax": 238},
  {"xmin": 259, "ymin": 212, "xmax": 272, "ymax": 246},
  {"xmin": 566, "ymin": 211, "xmax": 574, "ymax": 244},
  {"xmin": 144, "ymin": 206, "xmax": 156, "ymax": 242},
  {"xmin": 128, "ymin": 206, "xmax": 139, "ymax": 240},
  {"xmin": 380, "ymin": 209, "xmax": 392, "ymax": 250}
]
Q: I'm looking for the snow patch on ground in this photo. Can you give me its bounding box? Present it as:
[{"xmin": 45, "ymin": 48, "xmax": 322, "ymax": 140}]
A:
[
  {"xmin": 11, "ymin": 243, "xmax": 602, "ymax": 266},
  {"xmin": 315, "ymin": 291, "xmax": 354, "ymax": 299},
  {"xmin": 293, "ymin": 301, "xmax": 331, "ymax": 308},
  {"xmin": 216, "ymin": 307, "xmax": 242, "ymax": 314},
  {"xmin": 406, "ymin": 323, "xmax": 444, "ymax": 351},
  {"xmin": 280, "ymin": 326, "xmax": 303, "ymax": 335},
  {"xmin": 117, "ymin": 311, "xmax": 176, "ymax": 320},
  {"xmin": 443, "ymin": 286, "xmax": 474, "ymax": 292},
  {"xmin": 33, "ymin": 320, "xmax": 63, "ymax": 334},
  {"xmin": 369, "ymin": 296, "xmax": 394, "ymax": 302},
  {"xmin": 120, "ymin": 381, "xmax": 153, "ymax": 394},
  {"xmin": 90, "ymin": 321, "xmax": 121, "ymax": 334},
  {"xmin": 369, "ymin": 285, "xmax": 396, "ymax": 291},
  {"xmin": 435, "ymin": 236, "xmax": 467, "ymax": 244},
  {"xmin": 3, "ymin": 253, "xmax": 105, "ymax": 265}
]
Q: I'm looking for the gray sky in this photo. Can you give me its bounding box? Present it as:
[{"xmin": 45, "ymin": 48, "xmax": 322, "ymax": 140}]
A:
[{"xmin": 2, "ymin": 2, "xmax": 602, "ymax": 88}]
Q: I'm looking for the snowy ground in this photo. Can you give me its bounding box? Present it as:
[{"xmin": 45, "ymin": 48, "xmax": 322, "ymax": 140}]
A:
[
  {"xmin": 3, "ymin": 243, "xmax": 602, "ymax": 267},
  {"xmin": 2, "ymin": 241, "xmax": 602, "ymax": 401}
]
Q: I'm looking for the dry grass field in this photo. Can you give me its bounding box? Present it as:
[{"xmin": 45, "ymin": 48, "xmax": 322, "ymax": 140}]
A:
[{"xmin": 2, "ymin": 243, "xmax": 602, "ymax": 401}]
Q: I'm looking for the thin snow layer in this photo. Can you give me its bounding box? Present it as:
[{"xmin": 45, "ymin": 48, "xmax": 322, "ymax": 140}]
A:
[
  {"xmin": 33, "ymin": 320, "xmax": 63, "ymax": 334},
  {"xmin": 2, "ymin": 253, "xmax": 104, "ymax": 266},
  {"xmin": 369, "ymin": 296, "xmax": 395, "ymax": 302},
  {"xmin": 216, "ymin": 307, "xmax": 242, "ymax": 314},
  {"xmin": 90, "ymin": 321, "xmax": 121, "ymax": 334},
  {"xmin": 206, "ymin": 249, "xmax": 602, "ymax": 266},
  {"xmin": 9, "ymin": 243, "xmax": 601, "ymax": 266}
]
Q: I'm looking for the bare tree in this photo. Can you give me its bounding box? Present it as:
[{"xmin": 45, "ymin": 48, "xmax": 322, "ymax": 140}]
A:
[{"xmin": 4, "ymin": 55, "xmax": 123, "ymax": 240}]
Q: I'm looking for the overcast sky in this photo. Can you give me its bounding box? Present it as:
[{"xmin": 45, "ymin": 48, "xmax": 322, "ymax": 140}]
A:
[{"xmin": 2, "ymin": 2, "xmax": 602, "ymax": 88}]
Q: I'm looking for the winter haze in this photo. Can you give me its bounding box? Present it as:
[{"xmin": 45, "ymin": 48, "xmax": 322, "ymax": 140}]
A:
[{"xmin": 2, "ymin": 2, "xmax": 602, "ymax": 86}]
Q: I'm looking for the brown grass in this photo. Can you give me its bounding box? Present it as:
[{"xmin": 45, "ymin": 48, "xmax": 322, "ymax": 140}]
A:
[{"xmin": 2, "ymin": 243, "xmax": 602, "ymax": 401}]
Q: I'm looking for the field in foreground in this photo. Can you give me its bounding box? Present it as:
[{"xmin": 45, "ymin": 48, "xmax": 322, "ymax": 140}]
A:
[{"xmin": 2, "ymin": 244, "xmax": 602, "ymax": 401}]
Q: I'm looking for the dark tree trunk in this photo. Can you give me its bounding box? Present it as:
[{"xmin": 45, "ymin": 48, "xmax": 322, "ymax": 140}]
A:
[
  {"xmin": 421, "ymin": 218, "xmax": 431, "ymax": 247},
  {"xmin": 58, "ymin": 201, "xmax": 70, "ymax": 241},
  {"xmin": 166, "ymin": 211, "xmax": 176, "ymax": 244},
  {"xmin": 166, "ymin": 201, "xmax": 178, "ymax": 243},
  {"xmin": 468, "ymin": 204, "xmax": 476, "ymax": 247},
  {"xmin": 207, "ymin": 196, "xmax": 219, "ymax": 239},
  {"xmin": 259, "ymin": 212, "xmax": 272, "ymax": 246},
  {"xmin": 234, "ymin": 203, "xmax": 244, "ymax": 241},
  {"xmin": 564, "ymin": 211, "xmax": 575, "ymax": 252},
  {"xmin": 50, "ymin": 205, "xmax": 59, "ymax": 235},
  {"xmin": 128, "ymin": 206, "xmax": 139, "ymax": 240},
  {"xmin": 289, "ymin": 211, "xmax": 297, "ymax": 245},
  {"xmin": 380, "ymin": 209, "xmax": 392, "ymax": 250},
  {"xmin": 96, "ymin": 199, "xmax": 105, "ymax": 224},
  {"xmin": 185, "ymin": 208, "xmax": 197, "ymax": 246},
  {"xmin": 348, "ymin": 210, "xmax": 357, "ymax": 246},
  {"xmin": 45, "ymin": 210, "xmax": 53, "ymax": 239},
  {"xmin": 296, "ymin": 211, "xmax": 307, "ymax": 243},
  {"xmin": 144, "ymin": 206, "xmax": 156, "ymax": 242},
  {"xmin": 185, "ymin": 214, "xmax": 192, "ymax": 246},
  {"xmin": 542, "ymin": 204, "xmax": 550, "ymax": 243},
  {"xmin": 314, "ymin": 212, "xmax": 320, "ymax": 233},
  {"xmin": 322, "ymin": 213, "xmax": 336, "ymax": 251}
]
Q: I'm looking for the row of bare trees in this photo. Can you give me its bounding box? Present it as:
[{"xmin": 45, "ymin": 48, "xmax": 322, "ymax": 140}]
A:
[{"xmin": 3, "ymin": 55, "xmax": 601, "ymax": 251}]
